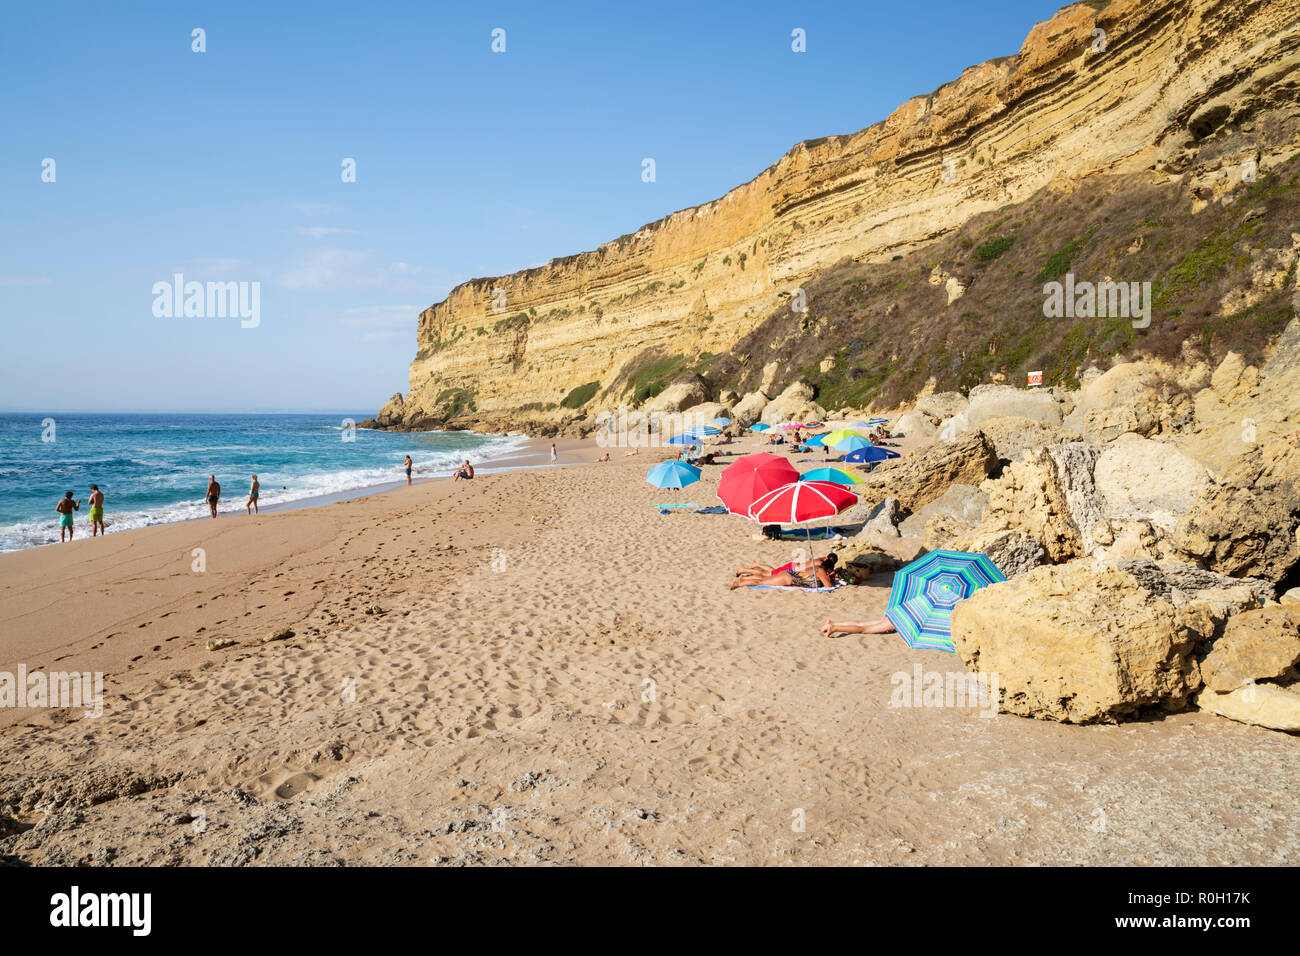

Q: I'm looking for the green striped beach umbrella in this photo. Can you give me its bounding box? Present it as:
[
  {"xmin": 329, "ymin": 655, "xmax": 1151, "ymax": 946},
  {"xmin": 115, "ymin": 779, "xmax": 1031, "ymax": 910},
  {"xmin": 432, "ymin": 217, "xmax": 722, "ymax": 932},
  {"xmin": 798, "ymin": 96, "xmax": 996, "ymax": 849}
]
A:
[{"xmin": 885, "ymin": 549, "xmax": 1006, "ymax": 652}]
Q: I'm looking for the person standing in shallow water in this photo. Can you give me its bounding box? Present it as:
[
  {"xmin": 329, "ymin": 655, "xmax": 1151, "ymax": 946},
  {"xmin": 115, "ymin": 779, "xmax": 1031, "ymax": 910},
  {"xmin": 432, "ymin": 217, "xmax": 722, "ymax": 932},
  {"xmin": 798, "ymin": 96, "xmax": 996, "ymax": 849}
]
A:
[
  {"xmin": 247, "ymin": 474, "xmax": 260, "ymax": 515},
  {"xmin": 404, "ymin": 455, "xmax": 413, "ymax": 485},
  {"xmin": 55, "ymin": 491, "xmax": 80, "ymax": 542},
  {"xmin": 88, "ymin": 484, "xmax": 105, "ymax": 536},
  {"xmin": 550, "ymin": 443, "xmax": 557, "ymax": 464}
]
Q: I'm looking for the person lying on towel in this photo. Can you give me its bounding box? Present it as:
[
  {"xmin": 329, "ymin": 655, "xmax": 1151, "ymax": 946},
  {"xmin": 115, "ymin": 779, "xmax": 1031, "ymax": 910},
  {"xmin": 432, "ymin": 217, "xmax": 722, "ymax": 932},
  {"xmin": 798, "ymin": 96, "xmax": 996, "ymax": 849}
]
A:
[{"xmin": 730, "ymin": 553, "xmax": 839, "ymax": 590}]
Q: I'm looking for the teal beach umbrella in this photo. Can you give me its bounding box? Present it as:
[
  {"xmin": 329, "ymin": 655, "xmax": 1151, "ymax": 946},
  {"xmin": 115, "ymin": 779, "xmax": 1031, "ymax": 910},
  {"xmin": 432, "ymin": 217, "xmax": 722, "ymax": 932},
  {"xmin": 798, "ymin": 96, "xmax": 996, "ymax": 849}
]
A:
[
  {"xmin": 885, "ymin": 549, "xmax": 1006, "ymax": 652},
  {"xmin": 799, "ymin": 467, "xmax": 861, "ymax": 486},
  {"xmin": 833, "ymin": 435, "xmax": 873, "ymax": 453},
  {"xmin": 646, "ymin": 460, "xmax": 702, "ymax": 489}
]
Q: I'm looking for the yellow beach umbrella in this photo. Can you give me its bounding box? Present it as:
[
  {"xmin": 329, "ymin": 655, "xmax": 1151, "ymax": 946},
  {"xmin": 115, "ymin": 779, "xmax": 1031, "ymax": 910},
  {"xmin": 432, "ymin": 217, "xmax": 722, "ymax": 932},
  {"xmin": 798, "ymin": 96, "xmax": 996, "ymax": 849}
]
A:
[{"xmin": 822, "ymin": 429, "xmax": 864, "ymax": 446}]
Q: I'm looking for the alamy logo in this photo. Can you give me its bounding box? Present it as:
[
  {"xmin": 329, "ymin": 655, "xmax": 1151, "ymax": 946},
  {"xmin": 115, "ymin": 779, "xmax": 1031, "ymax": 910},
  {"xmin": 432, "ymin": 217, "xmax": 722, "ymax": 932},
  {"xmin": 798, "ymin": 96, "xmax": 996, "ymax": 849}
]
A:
[
  {"xmin": 50, "ymin": 886, "xmax": 151, "ymax": 936},
  {"xmin": 1043, "ymin": 272, "xmax": 1151, "ymax": 329},
  {"xmin": 1, "ymin": 666, "xmax": 103, "ymax": 718},
  {"xmin": 152, "ymin": 273, "xmax": 260, "ymax": 328}
]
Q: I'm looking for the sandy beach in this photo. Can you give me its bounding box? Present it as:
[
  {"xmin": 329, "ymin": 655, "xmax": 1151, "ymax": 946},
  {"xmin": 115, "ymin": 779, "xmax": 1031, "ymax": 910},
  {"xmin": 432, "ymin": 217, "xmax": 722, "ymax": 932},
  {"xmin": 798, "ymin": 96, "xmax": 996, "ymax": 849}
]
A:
[{"xmin": 2, "ymin": 431, "xmax": 1296, "ymax": 867}]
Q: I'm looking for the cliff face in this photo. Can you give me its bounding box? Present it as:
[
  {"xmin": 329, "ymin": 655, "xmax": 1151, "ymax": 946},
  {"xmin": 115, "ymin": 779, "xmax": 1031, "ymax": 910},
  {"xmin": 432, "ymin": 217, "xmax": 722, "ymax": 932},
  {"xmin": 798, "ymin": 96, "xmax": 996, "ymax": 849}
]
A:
[{"xmin": 381, "ymin": 0, "xmax": 1300, "ymax": 431}]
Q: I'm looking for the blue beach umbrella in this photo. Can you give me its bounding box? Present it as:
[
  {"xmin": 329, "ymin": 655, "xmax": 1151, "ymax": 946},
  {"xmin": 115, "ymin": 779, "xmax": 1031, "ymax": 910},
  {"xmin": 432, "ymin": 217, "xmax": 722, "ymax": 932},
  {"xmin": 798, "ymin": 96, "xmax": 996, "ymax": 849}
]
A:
[
  {"xmin": 646, "ymin": 460, "xmax": 702, "ymax": 490},
  {"xmin": 667, "ymin": 433, "xmax": 699, "ymax": 446},
  {"xmin": 841, "ymin": 445, "xmax": 901, "ymax": 464},
  {"xmin": 712, "ymin": 417, "xmax": 731, "ymax": 427},
  {"xmin": 804, "ymin": 434, "xmax": 827, "ymax": 447},
  {"xmin": 833, "ymin": 435, "xmax": 873, "ymax": 453},
  {"xmin": 885, "ymin": 549, "xmax": 1007, "ymax": 652},
  {"xmin": 692, "ymin": 425, "xmax": 722, "ymax": 436},
  {"xmin": 799, "ymin": 467, "xmax": 861, "ymax": 486},
  {"xmin": 749, "ymin": 423, "xmax": 771, "ymax": 432}
]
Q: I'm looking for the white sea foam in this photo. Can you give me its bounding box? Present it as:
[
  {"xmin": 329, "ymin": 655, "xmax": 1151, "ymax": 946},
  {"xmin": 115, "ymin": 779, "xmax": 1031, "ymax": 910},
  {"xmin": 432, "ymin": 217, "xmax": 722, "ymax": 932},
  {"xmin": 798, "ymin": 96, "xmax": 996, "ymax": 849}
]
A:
[{"xmin": 0, "ymin": 431, "xmax": 532, "ymax": 554}]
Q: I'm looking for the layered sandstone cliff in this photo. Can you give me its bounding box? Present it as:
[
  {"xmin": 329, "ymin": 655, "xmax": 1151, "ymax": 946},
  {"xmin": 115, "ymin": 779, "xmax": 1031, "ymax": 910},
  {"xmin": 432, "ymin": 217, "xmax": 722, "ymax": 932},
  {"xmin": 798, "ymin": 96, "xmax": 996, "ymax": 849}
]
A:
[{"xmin": 374, "ymin": 0, "xmax": 1300, "ymax": 431}]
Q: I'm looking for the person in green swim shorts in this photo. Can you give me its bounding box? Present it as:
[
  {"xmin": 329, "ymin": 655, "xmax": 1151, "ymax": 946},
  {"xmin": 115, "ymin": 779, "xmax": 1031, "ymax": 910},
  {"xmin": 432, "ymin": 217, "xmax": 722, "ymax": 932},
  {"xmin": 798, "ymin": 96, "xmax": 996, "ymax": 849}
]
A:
[
  {"xmin": 55, "ymin": 491, "xmax": 81, "ymax": 543},
  {"xmin": 88, "ymin": 483, "xmax": 106, "ymax": 536}
]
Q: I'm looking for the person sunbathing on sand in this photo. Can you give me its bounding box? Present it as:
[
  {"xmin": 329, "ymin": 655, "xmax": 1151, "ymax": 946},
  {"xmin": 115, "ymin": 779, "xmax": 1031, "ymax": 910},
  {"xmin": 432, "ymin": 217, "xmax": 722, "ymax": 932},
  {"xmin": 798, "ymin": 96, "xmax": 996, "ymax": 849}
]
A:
[
  {"xmin": 624, "ymin": 447, "xmax": 640, "ymax": 456},
  {"xmin": 820, "ymin": 617, "xmax": 897, "ymax": 637},
  {"xmin": 596, "ymin": 452, "xmax": 611, "ymax": 462},
  {"xmin": 731, "ymin": 554, "xmax": 838, "ymax": 590}
]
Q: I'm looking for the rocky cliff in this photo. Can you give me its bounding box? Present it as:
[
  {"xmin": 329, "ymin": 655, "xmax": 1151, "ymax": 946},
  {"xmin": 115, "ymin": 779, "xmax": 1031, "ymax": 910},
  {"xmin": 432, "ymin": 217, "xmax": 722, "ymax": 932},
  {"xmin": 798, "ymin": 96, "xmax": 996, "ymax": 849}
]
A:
[{"xmin": 371, "ymin": 0, "xmax": 1300, "ymax": 432}]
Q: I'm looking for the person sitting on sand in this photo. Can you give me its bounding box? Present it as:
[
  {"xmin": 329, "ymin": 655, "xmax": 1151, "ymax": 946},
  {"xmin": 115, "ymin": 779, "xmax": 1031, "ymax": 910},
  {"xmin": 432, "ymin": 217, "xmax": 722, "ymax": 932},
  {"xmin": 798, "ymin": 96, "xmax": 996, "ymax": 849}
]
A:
[
  {"xmin": 731, "ymin": 554, "xmax": 838, "ymax": 590},
  {"xmin": 55, "ymin": 491, "xmax": 81, "ymax": 542},
  {"xmin": 88, "ymin": 484, "xmax": 105, "ymax": 536},
  {"xmin": 453, "ymin": 460, "xmax": 474, "ymax": 481},
  {"xmin": 820, "ymin": 617, "xmax": 897, "ymax": 637},
  {"xmin": 206, "ymin": 476, "xmax": 220, "ymax": 518},
  {"xmin": 247, "ymin": 474, "xmax": 260, "ymax": 515}
]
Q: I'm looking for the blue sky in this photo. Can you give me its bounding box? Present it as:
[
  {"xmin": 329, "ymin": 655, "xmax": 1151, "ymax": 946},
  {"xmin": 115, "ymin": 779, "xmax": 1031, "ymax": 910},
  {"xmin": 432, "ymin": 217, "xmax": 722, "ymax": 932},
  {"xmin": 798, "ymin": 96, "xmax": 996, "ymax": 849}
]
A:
[{"xmin": 0, "ymin": 0, "xmax": 1061, "ymax": 413}]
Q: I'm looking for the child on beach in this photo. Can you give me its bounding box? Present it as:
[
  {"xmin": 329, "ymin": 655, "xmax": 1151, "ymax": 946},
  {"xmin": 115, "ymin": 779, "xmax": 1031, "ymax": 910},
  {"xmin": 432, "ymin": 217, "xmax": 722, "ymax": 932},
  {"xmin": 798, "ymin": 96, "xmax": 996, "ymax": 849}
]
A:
[
  {"xmin": 55, "ymin": 491, "xmax": 81, "ymax": 542},
  {"xmin": 88, "ymin": 484, "xmax": 105, "ymax": 536}
]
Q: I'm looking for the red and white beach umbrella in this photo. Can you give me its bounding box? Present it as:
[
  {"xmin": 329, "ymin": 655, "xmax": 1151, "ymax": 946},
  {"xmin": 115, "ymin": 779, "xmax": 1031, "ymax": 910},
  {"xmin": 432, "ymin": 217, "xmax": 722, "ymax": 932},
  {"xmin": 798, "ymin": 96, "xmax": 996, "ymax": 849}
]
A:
[
  {"xmin": 747, "ymin": 480, "xmax": 858, "ymax": 523},
  {"xmin": 716, "ymin": 453, "xmax": 800, "ymax": 516}
]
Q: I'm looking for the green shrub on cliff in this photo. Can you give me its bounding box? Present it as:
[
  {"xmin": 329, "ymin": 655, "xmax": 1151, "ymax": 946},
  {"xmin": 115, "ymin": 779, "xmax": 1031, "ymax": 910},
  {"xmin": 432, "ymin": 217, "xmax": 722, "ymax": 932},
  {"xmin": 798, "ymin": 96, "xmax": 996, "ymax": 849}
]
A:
[
  {"xmin": 561, "ymin": 381, "xmax": 600, "ymax": 409},
  {"xmin": 974, "ymin": 234, "xmax": 1015, "ymax": 261}
]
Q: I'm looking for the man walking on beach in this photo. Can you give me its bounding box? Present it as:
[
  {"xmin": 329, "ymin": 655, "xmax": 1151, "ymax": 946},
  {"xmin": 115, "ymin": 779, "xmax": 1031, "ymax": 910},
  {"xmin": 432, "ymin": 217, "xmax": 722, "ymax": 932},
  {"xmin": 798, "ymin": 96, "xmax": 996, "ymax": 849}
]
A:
[
  {"xmin": 88, "ymin": 484, "xmax": 105, "ymax": 536},
  {"xmin": 206, "ymin": 475, "xmax": 221, "ymax": 518},
  {"xmin": 55, "ymin": 491, "xmax": 80, "ymax": 542},
  {"xmin": 247, "ymin": 474, "xmax": 259, "ymax": 515},
  {"xmin": 404, "ymin": 455, "xmax": 413, "ymax": 485}
]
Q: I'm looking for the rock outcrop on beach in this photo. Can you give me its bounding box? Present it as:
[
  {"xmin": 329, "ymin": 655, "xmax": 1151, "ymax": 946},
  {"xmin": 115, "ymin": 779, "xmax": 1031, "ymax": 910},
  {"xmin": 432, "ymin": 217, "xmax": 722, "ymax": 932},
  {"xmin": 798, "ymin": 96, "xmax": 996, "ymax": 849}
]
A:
[
  {"xmin": 951, "ymin": 561, "xmax": 1267, "ymax": 723},
  {"xmin": 366, "ymin": 0, "xmax": 1300, "ymax": 433},
  {"xmin": 853, "ymin": 431, "xmax": 998, "ymax": 514}
]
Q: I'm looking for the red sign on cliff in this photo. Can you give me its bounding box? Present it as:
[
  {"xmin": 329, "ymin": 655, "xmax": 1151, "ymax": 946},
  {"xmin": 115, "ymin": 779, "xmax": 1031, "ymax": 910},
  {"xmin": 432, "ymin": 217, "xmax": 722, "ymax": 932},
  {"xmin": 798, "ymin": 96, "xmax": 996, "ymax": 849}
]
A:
[{"xmin": 1027, "ymin": 370, "xmax": 1043, "ymax": 387}]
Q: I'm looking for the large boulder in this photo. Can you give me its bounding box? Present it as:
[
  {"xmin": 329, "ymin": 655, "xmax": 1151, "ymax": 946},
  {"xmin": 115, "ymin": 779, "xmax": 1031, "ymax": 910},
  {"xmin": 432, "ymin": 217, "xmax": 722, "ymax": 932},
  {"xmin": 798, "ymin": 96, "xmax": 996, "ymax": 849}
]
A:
[
  {"xmin": 893, "ymin": 410, "xmax": 938, "ymax": 441},
  {"xmin": 677, "ymin": 402, "xmax": 731, "ymax": 433},
  {"xmin": 1093, "ymin": 434, "xmax": 1210, "ymax": 531},
  {"xmin": 952, "ymin": 562, "xmax": 1246, "ymax": 723},
  {"xmin": 1173, "ymin": 432, "xmax": 1300, "ymax": 583},
  {"xmin": 862, "ymin": 498, "xmax": 902, "ymax": 537},
  {"xmin": 760, "ymin": 382, "xmax": 815, "ymax": 424},
  {"xmin": 1063, "ymin": 362, "xmax": 1193, "ymax": 442},
  {"xmin": 898, "ymin": 483, "xmax": 988, "ymax": 538},
  {"xmin": 853, "ymin": 431, "xmax": 998, "ymax": 514},
  {"xmin": 937, "ymin": 412, "xmax": 970, "ymax": 442},
  {"xmin": 977, "ymin": 416, "xmax": 1072, "ymax": 463},
  {"xmin": 732, "ymin": 390, "xmax": 769, "ymax": 427},
  {"xmin": 644, "ymin": 379, "xmax": 709, "ymax": 415},
  {"xmin": 917, "ymin": 392, "xmax": 968, "ymax": 419},
  {"xmin": 1199, "ymin": 607, "xmax": 1300, "ymax": 693},
  {"xmin": 966, "ymin": 384, "xmax": 1063, "ymax": 428},
  {"xmin": 1195, "ymin": 684, "xmax": 1300, "ymax": 732},
  {"xmin": 950, "ymin": 528, "xmax": 1048, "ymax": 577}
]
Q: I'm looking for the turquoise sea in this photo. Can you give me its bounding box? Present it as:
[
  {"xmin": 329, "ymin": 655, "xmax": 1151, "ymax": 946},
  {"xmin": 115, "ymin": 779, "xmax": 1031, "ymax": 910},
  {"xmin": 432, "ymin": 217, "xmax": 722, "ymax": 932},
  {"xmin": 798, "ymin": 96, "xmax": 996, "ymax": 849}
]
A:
[{"xmin": 0, "ymin": 413, "xmax": 527, "ymax": 553}]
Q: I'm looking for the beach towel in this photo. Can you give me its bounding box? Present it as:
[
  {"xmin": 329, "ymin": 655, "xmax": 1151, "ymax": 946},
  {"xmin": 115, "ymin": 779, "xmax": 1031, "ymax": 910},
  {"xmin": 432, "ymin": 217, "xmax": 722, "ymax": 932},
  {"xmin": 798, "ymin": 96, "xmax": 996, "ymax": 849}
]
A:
[
  {"xmin": 693, "ymin": 505, "xmax": 728, "ymax": 514},
  {"xmin": 777, "ymin": 527, "xmax": 841, "ymax": 540},
  {"xmin": 652, "ymin": 503, "xmax": 701, "ymax": 509},
  {"xmin": 743, "ymin": 582, "xmax": 846, "ymax": 592}
]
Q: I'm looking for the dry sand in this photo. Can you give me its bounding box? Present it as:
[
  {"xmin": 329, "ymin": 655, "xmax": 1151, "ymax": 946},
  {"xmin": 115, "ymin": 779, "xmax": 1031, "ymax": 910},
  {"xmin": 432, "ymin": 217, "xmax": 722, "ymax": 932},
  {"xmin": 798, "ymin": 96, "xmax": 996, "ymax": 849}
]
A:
[{"xmin": 1, "ymin": 431, "xmax": 1297, "ymax": 866}]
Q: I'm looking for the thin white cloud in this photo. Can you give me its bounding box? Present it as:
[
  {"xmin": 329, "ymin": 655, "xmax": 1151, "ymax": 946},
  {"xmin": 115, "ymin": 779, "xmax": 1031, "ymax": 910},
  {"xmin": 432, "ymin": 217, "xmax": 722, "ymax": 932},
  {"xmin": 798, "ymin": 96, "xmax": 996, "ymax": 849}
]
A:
[
  {"xmin": 340, "ymin": 305, "xmax": 420, "ymax": 328},
  {"xmin": 0, "ymin": 275, "xmax": 51, "ymax": 287},
  {"xmin": 297, "ymin": 225, "xmax": 360, "ymax": 238},
  {"xmin": 280, "ymin": 248, "xmax": 427, "ymax": 292}
]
